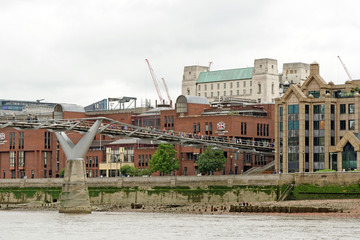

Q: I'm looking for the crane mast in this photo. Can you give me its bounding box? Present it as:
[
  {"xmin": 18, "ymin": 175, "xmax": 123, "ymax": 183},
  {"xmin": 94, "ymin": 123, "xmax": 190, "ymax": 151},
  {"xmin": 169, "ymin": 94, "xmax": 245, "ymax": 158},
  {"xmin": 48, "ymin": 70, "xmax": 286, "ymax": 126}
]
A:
[
  {"xmin": 338, "ymin": 56, "xmax": 353, "ymax": 81},
  {"xmin": 145, "ymin": 59, "xmax": 164, "ymax": 103},
  {"xmin": 161, "ymin": 77, "xmax": 172, "ymax": 102}
]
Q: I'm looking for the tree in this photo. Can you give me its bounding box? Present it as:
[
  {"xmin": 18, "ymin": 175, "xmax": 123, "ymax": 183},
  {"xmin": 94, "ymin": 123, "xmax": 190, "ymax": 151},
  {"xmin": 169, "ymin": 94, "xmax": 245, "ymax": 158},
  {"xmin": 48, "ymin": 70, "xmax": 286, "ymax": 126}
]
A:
[
  {"xmin": 59, "ymin": 168, "xmax": 65, "ymax": 178},
  {"xmin": 197, "ymin": 147, "xmax": 227, "ymax": 175},
  {"xmin": 120, "ymin": 165, "xmax": 152, "ymax": 176},
  {"xmin": 149, "ymin": 143, "xmax": 179, "ymax": 175},
  {"xmin": 120, "ymin": 165, "xmax": 137, "ymax": 176}
]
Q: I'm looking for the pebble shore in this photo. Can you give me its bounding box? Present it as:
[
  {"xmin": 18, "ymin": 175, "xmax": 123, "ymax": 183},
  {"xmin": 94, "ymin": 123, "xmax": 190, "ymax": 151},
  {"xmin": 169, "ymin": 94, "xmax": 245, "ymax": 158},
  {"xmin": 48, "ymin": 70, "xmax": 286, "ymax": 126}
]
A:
[{"xmin": 2, "ymin": 199, "xmax": 360, "ymax": 218}]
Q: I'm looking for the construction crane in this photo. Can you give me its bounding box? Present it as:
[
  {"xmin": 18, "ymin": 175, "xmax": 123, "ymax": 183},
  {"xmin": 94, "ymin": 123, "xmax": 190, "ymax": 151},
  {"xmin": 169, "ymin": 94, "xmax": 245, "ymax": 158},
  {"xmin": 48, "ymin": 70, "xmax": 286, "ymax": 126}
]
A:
[
  {"xmin": 145, "ymin": 59, "xmax": 164, "ymax": 103},
  {"xmin": 338, "ymin": 56, "xmax": 353, "ymax": 81},
  {"xmin": 161, "ymin": 77, "xmax": 172, "ymax": 103}
]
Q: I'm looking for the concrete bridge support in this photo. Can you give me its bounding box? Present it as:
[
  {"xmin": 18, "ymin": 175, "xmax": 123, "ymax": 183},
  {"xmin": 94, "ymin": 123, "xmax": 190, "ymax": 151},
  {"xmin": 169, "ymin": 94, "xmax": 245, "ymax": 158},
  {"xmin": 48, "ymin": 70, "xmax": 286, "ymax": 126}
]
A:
[{"xmin": 55, "ymin": 119, "xmax": 102, "ymax": 214}]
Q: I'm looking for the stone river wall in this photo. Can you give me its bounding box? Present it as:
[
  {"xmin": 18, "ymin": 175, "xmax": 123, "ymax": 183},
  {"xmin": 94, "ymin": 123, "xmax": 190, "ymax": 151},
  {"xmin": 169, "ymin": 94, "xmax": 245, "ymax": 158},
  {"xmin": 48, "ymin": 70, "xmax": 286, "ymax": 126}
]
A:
[{"xmin": 0, "ymin": 172, "xmax": 360, "ymax": 207}]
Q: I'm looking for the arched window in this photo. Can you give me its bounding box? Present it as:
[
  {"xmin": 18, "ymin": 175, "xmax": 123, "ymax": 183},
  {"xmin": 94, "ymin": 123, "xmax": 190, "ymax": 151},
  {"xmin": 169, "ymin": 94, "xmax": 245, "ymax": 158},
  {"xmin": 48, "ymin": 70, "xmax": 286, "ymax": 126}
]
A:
[{"xmin": 342, "ymin": 142, "xmax": 357, "ymax": 170}]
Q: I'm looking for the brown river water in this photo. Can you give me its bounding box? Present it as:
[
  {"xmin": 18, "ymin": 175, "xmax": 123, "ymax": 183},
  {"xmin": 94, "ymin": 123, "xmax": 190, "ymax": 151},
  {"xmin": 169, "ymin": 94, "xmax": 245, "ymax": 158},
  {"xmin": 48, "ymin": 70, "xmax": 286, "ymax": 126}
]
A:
[{"xmin": 1, "ymin": 211, "xmax": 360, "ymax": 240}]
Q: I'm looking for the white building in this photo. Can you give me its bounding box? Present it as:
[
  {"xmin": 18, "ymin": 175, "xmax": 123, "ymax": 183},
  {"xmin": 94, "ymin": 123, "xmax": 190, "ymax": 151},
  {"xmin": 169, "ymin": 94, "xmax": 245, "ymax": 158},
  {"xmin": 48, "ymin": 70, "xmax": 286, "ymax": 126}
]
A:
[{"xmin": 181, "ymin": 58, "xmax": 309, "ymax": 104}]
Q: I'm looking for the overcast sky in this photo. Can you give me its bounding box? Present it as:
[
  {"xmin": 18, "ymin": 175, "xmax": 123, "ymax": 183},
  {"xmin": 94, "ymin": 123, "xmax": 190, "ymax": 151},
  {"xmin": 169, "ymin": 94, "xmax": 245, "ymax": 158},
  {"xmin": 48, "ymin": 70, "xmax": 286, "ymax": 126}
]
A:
[{"xmin": 1, "ymin": 0, "xmax": 360, "ymax": 107}]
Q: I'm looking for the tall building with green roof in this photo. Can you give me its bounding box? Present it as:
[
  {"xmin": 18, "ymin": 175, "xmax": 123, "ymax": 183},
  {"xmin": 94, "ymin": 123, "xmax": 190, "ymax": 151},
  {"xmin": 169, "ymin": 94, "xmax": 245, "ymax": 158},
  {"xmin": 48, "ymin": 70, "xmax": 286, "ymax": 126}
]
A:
[{"xmin": 182, "ymin": 58, "xmax": 281, "ymax": 104}]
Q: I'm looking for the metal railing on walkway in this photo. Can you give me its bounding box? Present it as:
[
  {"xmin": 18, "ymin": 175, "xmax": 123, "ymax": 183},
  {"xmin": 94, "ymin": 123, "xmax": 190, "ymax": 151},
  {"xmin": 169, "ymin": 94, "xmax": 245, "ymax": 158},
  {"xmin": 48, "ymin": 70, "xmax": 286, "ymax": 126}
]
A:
[{"xmin": 0, "ymin": 117, "xmax": 275, "ymax": 155}]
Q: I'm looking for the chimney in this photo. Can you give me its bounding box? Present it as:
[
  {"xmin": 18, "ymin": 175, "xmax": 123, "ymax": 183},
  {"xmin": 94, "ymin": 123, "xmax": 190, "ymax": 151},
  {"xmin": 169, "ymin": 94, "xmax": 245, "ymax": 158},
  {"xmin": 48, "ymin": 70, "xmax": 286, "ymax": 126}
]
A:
[{"xmin": 310, "ymin": 61, "xmax": 319, "ymax": 75}]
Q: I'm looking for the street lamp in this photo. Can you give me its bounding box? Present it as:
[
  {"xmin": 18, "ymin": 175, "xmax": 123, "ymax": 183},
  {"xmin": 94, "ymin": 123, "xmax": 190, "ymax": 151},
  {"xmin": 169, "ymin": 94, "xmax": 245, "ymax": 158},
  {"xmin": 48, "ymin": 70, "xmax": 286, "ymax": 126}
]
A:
[{"xmin": 229, "ymin": 154, "xmax": 233, "ymax": 175}]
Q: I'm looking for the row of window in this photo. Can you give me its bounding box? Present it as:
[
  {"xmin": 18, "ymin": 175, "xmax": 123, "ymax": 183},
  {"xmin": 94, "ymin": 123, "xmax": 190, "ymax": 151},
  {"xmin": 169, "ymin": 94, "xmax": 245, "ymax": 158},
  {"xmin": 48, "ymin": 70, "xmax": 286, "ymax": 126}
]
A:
[
  {"xmin": 257, "ymin": 124, "xmax": 269, "ymax": 136},
  {"xmin": 164, "ymin": 116, "xmax": 174, "ymax": 128},
  {"xmin": 86, "ymin": 156, "xmax": 99, "ymax": 168},
  {"xmin": 138, "ymin": 154, "xmax": 151, "ymax": 167},
  {"xmin": 340, "ymin": 103, "xmax": 355, "ymax": 114},
  {"xmin": 199, "ymin": 89, "xmax": 251, "ymax": 97},
  {"xmin": 282, "ymin": 103, "xmax": 355, "ymax": 115},
  {"xmin": 9, "ymin": 131, "xmax": 51, "ymax": 149},
  {"xmin": 86, "ymin": 169, "xmax": 98, "ymax": 178},
  {"xmin": 198, "ymin": 81, "xmax": 253, "ymax": 91}
]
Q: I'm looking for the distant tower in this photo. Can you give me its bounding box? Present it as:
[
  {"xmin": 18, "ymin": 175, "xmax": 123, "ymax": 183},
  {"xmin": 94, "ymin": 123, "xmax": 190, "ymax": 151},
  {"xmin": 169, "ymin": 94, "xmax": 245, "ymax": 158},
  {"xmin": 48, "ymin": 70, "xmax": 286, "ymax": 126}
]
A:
[
  {"xmin": 252, "ymin": 58, "xmax": 280, "ymax": 103},
  {"xmin": 281, "ymin": 62, "xmax": 310, "ymax": 86},
  {"xmin": 181, "ymin": 65, "xmax": 209, "ymax": 96}
]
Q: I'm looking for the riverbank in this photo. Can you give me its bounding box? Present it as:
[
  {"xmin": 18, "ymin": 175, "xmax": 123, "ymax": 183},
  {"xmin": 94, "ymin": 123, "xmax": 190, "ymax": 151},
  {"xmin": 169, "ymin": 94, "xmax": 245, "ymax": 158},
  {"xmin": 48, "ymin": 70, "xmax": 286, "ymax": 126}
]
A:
[
  {"xmin": 95, "ymin": 199, "xmax": 360, "ymax": 218},
  {"xmin": 2, "ymin": 199, "xmax": 360, "ymax": 218}
]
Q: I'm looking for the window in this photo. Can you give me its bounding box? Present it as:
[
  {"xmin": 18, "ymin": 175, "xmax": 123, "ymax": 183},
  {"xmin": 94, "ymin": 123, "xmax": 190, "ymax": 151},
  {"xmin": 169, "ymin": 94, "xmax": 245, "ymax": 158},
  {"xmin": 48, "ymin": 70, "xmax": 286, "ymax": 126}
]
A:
[
  {"xmin": 10, "ymin": 152, "xmax": 15, "ymax": 167},
  {"xmin": 230, "ymin": 90, "xmax": 233, "ymax": 96},
  {"xmin": 18, "ymin": 132, "xmax": 24, "ymax": 149},
  {"xmin": 223, "ymin": 91, "xmax": 226, "ymax": 96},
  {"xmin": 280, "ymin": 107, "xmax": 283, "ymax": 116},
  {"xmin": 18, "ymin": 151, "xmax": 24, "ymax": 167},
  {"xmin": 243, "ymin": 81, "xmax": 246, "ymax": 87},
  {"xmin": 309, "ymin": 91, "xmax": 320, "ymax": 98},
  {"xmin": 198, "ymin": 85, "xmax": 201, "ymax": 91},
  {"xmin": 237, "ymin": 90, "xmax": 239, "ymax": 95},
  {"xmin": 340, "ymin": 120, "xmax": 346, "ymax": 130},
  {"xmin": 349, "ymin": 104, "xmax": 355, "ymax": 114},
  {"xmin": 349, "ymin": 120, "xmax": 355, "ymax": 130},
  {"xmin": 44, "ymin": 152, "xmax": 48, "ymax": 168},
  {"xmin": 313, "ymin": 105, "xmax": 324, "ymax": 114},
  {"xmin": 224, "ymin": 83, "xmax": 226, "ymax": 89},
  {"xmin": 314, "ymin": 121, "xmax": 319, "ymax": 130},
  {"xmin": 230, "ymin": 82, "xmax": 233, "ymax": 88},
  {"xmin": 217, "ymin": 83, "xmax": 220, "ymax": 89},
  {"xmin": 258, "ymin": 84, "xmax": 261, "ymax": 94},
  {"xmin": 10, "ymin": 132, "xmax": 15, "ymax": 149},
  {"xmin": 211, "ymin": 92, "xmax": 213, "ymax": 97},
  {"xmin": 340, "ymin": 104, "xmax": 346, "ymax": 114},
  {"xmin": 204, "ymin": 85, "xmax": 207, "ymax": 91},
  {"xmin": 44, "ymin": 132, "xmax": 51, "ymax": 149},
  {"xmin": 237, "ymin": 82, "xmax": 239, "ymax": 88},
  {"xmin": 211, "ymin": 84, "xmax": 213, "ymax": 90},
  {"xmin": 288, "ymin": 105, "xmax": 299, "ymax": 114},
  {"xmin": 331, "ymin": 105, "xmax": 335, "ymax": 114},
  {"xmin": 272, "ymin": 83, "xmax": 274, "ymax": 94}
]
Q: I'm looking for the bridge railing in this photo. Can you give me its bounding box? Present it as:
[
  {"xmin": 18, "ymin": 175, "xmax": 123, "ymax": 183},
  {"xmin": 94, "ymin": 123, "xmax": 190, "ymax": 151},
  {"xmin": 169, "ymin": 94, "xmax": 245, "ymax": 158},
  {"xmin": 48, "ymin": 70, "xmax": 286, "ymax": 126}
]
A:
[{"xmin": 0, "ymin": 117, "xmax": 275, "ymax": 154}]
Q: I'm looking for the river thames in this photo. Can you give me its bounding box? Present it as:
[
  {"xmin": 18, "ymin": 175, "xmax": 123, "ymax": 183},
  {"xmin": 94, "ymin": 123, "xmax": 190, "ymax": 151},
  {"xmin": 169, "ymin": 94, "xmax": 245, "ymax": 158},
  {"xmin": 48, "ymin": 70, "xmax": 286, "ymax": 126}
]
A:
[{"xmin": 2, "ymin": 211, "xmax": 360, "ymax": 240}]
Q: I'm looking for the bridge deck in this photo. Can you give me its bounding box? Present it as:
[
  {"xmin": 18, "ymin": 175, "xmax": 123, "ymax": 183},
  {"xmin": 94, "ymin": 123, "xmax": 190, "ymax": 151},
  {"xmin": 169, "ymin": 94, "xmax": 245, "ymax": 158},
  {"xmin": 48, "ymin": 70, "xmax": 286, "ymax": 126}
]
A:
[{"xmin": 0, "ymin": 117, "xmax": 274, "ymax": 155}]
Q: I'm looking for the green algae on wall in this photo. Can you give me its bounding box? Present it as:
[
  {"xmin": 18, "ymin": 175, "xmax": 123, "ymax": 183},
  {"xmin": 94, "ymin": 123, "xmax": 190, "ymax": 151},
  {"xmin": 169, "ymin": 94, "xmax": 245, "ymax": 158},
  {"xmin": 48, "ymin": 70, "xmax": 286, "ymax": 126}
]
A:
[
  {"xmin": 0, "ymin": 187, "xmax": 61, "ymax": 203},
  {"xmin": 288, "ymin": 184, "xmax": 360, "ymax": 200}
]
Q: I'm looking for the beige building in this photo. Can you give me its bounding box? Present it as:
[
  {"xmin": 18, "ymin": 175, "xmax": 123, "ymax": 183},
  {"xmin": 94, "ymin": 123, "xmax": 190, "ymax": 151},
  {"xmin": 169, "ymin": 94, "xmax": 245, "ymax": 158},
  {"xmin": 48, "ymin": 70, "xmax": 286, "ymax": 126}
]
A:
[
  {"xmin": 182, "ymin": 58, "xmax": 309, "ymax": 104},
  {"xmin": 275, "ymin": 62, "xmax": 360, "ymax": 173},
  {"xmin": 281, "ymin": 62, "xmax": 310, "ymax": 86}
]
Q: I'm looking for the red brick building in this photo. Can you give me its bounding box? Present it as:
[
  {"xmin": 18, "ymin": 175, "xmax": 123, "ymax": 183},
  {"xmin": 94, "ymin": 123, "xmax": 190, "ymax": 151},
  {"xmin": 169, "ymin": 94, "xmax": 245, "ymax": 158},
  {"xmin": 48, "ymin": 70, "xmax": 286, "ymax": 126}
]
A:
[{"xmin": 0, "ymin": 96, "xmax": 275, "ymax": 179}]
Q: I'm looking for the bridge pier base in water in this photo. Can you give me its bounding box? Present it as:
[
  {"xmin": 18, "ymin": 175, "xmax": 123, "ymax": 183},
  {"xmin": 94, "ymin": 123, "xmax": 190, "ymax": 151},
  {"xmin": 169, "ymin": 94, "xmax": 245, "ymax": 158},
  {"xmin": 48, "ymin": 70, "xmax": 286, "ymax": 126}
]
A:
[
  {"xmin": 56, "ymin": 119, "xmax": 102, "ymax": 214},
  {"xmin": 59, "ymin": 158, "xmax": 91, "ymax": 214}
]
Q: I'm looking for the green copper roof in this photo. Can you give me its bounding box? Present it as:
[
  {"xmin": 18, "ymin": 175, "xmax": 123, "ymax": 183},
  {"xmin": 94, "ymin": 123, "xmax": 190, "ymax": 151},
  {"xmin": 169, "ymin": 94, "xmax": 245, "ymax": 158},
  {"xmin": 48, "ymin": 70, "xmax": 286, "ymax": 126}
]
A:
[{"xmin": 196, "ymin": 67, "xmax": 253, "ymax": 83}]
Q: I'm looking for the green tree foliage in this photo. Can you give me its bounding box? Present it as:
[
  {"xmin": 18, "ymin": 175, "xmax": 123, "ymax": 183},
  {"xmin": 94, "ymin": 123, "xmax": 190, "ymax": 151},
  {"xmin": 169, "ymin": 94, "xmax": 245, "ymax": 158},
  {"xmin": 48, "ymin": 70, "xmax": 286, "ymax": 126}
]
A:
[
  {"xmin": 197, "ymin": 147, "xmax": 227, "ymax": 174},
  {"xmin": 120, "ymin": 165, "xmax": 152, "ymax": 176},
  {"xmin": 149, "ymin": 143, "xmax": 179, "ymax": 175},
  {"xmin": 59, "ymin": 168, "xmax": 65, "ymax": 178}
]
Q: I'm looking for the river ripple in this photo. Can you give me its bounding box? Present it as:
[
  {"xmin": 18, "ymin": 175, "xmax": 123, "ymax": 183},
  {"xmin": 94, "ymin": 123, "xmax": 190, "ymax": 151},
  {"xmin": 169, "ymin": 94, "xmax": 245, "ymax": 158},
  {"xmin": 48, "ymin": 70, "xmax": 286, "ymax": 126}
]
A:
[{"xmin": 1, "ymin": 211, "xmax": 360, "ymax": 240}]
